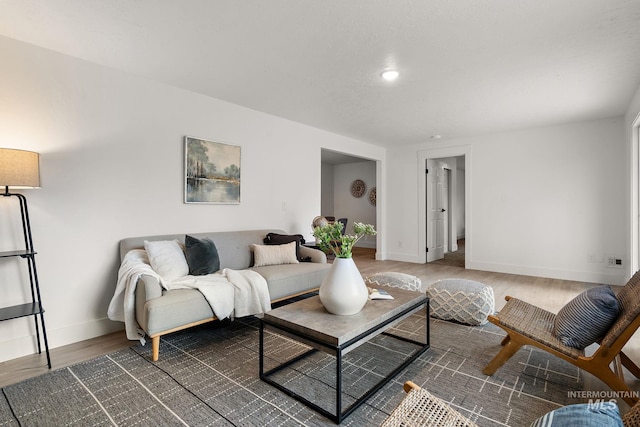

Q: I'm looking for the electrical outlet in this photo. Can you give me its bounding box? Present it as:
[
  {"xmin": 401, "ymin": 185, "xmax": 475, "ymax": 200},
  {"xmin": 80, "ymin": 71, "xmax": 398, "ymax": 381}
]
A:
[{"xmin": 606, "ymin": 256, "xmax": 623, "ymax": 268}]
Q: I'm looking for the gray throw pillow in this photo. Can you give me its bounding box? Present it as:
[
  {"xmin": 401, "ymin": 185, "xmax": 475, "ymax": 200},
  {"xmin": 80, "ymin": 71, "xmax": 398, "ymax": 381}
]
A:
[
  {"xmin": 553, "ymin": 285, "xmax": 620, "ymax": 349},
  {"xmin": 184, "ymin": 235, "xmax": 220, "ymax": 276}
]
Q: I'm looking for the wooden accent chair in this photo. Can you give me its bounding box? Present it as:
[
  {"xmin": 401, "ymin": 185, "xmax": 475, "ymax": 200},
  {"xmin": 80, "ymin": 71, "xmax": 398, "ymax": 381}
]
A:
[
  {"xmin": 382, "ymin": 381, "xmax": 478, "ymax": 427},
  {"xmin": 482, "ymin": 271, "xmax": 640, "ymax": 406}
]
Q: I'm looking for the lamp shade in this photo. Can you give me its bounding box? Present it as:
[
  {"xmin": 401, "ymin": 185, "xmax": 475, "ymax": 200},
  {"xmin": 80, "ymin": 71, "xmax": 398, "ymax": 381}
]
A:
[{"xmin": 0, "ymin": 148, "xmax": 41, "ymax": 189}]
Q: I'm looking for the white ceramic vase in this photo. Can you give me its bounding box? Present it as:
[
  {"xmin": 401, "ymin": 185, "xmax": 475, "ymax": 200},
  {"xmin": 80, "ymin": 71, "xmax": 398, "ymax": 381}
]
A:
[{"xmin": 319, "ymin": 257, "xmax": 369, "ymax": 315}]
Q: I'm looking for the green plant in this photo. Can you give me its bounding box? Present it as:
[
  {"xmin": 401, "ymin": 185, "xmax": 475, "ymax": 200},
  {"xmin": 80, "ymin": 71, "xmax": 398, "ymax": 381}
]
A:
[{"xmin": 313, "ymin": 221, "xmax": 376, "ymax": 258}]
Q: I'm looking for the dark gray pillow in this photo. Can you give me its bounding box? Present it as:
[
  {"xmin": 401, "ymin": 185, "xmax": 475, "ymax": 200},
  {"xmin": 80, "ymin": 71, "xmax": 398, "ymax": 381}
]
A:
[
  {"xmin": 184, "ymin": 235, "xmax": 220, "ymax": 276},
  {"xmin": 553, "ymin": 285, "xmax": 620, "ymax": 349}
]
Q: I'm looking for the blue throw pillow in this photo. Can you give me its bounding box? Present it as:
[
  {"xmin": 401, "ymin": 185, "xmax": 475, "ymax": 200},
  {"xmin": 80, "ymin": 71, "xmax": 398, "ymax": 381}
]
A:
[
  {"xmin": 553, "ymin": 285, "xmax": 620, "ymax": 349},
  {"xmin": 184, "ymin": 235, "xmax": 220, "ymax": 276},
  {"xmin": 530, "ymin": 402, "xmax": 623, "ymax": 427}
]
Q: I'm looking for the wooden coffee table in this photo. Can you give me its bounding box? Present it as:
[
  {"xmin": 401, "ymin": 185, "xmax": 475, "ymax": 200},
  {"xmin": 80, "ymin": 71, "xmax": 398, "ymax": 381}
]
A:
[{"xmin": 259, "ymin": 287, "xmax": 429, "ymax": 423}]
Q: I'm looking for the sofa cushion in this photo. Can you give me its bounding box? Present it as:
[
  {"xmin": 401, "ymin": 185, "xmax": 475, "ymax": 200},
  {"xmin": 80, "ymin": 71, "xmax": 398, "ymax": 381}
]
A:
[
  {"xmin": 143, "ymin": 289, "xmax": 215, "ymax": 336},
  {"xmin": 144, "ymin": 239, "xmax": 188, "ymax": 281},
  {"xmin": 120, "ymin": 229, "xmax": 293, "ymax": 270},
  {"xmin": 263, "ymin": 232, "xmax": 307, "ymax": 261},
  {"xmin": 252, "ymin": 242, "xmax": 299, "ymax": 267},
  {"xmin": 184, "ymin": 234, "xmax": 220, "ymax": 276},
  {"xmin": 553, "ymin": 285, "xmax": 620, "ymax": 349},
  {"xmin": 252, "ymin": 263, "xmax": 331, "ymax": 300}
]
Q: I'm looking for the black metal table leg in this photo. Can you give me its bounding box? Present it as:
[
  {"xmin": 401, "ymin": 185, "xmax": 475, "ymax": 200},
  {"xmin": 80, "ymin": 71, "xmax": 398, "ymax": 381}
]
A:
[{"xmin": 260, "ymin": 298, "xmax": 430, "ymax": 424}]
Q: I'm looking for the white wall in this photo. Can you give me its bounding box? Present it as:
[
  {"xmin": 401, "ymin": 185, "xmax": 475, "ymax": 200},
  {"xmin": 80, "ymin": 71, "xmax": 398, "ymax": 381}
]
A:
[
  {"xmin": 320, "ymin": 162, "xmax": 334, "ymax": 217},
  {"xmin": 625, "ymin": 83, "xmax": 640, "ymax": 275},
  {"xmin": 0, "ymin": 36, "xmax": 385, "ymax": 363},
  {"xmin": 333, "ymin": 161, "xmax": 377, "ymax": 247},
  {"xmin": 2, "ymin": 32, "xmax": 636, "ymax": 364},
  {"xmin": 625, "ymin": 83, "xmax": 640, "ymax": 138},
  {"xmin": 386, "ymin": 118, "xmax": 628, "ymax": 285}
]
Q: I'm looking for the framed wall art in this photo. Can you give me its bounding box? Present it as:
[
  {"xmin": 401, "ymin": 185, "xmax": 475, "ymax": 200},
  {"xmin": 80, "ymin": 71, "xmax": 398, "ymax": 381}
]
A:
[{"xmin": 184, "ymin": 136, "xmax": 241, "ymax": 204}]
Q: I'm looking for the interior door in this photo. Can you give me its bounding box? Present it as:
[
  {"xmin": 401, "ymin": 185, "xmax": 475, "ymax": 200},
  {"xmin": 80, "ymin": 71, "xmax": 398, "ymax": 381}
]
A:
[
  {"xmin": 426, "ymin": 160, "xmax": 445, "ymax": 262},
  {"xmin": 443, "ymin": 167, "xmax": 450, "ymax": 252}
]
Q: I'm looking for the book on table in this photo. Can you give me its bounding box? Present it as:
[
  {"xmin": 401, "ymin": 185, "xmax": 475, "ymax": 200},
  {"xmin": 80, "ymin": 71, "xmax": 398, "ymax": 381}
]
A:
[{"xmin": 368, "ymin": 288, "xmax": 394, "ymax": 300}]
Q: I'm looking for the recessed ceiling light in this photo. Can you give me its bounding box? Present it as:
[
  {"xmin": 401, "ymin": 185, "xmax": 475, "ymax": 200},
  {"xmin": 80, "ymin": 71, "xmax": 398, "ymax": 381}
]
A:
[
  {"xmin": 381, "ymin": 70, "xmax": 399, "ymax": 81},
  {"xmin": 430, "ymin": 135, "xmax": 442, "ymax": 140}
]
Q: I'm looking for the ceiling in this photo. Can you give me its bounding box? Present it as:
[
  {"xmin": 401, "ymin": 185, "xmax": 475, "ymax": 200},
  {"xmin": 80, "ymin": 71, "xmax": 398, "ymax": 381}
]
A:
[
  {"xmin": 1, "ymin": 0, "xmax": 640, "ymax": 147},
  {"xmin": 321, "ymin": 149, "xmax": 371, "ymax": 165}
]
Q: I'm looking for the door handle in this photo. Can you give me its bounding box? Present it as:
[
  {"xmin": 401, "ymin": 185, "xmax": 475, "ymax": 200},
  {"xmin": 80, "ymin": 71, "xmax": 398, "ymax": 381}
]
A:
[{"xmin": 441, "ymin": 209, "xmax": 446, "ymax": 212}]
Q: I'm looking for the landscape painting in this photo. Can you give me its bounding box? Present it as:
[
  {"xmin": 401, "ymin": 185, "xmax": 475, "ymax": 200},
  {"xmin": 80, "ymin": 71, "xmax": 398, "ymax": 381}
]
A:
[{"xmin": 185, "ymin": 136, "xmax": 241, "ymax": 204}]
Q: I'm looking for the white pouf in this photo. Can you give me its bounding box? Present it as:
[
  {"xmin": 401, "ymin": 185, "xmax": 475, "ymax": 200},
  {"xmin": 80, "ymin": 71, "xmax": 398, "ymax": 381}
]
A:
[
  {"xmin": 364, "ymin": 272, "xmax": 422, "ymax": 291},
  {"xmin": 427, "ymin": 279, "xmax": 495, "ymax": 325}
]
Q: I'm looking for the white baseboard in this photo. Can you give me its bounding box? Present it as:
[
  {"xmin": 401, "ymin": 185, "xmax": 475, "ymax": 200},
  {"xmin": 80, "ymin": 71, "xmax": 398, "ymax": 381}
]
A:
[
  {"xmin": 467, "ymin": 260, "xmax": 627, "ymax": 285},
  {"xmin": 385, "ymin": 251, "xmax": 424, "ymax": 263},
  {"xmin": 376, "ymin": 253, "xmax": 626, "ymax": 285},
  {"xmin": 0, "ymin": 317, "xmax": 124, "ymax": 364}
]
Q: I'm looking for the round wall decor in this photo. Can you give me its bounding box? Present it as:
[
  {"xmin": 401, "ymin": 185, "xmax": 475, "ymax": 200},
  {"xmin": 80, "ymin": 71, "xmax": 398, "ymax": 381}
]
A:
[
  {"xmin": 368, "ymin": 187, "xmax": 377, "ymax": 206},
  {"xmin": 350, "ymin": 179, "xmax": 366, "ymax": 198}
]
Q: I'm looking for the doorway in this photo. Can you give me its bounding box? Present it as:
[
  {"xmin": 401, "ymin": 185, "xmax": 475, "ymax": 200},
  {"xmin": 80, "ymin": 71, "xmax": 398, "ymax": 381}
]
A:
[
  {"xmin": 426, "ymin": 158, "xmax": 464, "ymax": 266},
  {"xmin": 426, "ymin": 159, "xmax": 449, "ymax": 262},
  {"xmin": 320, "ymin": 149, "xmax": 379, "ymax": 252},
  {"xmin": 417, "ymin": 145, "xmax": 471, "ymax": 267}
]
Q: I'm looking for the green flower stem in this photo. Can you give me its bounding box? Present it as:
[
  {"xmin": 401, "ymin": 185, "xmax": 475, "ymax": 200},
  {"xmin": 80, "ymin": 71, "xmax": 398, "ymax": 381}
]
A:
[{"xmin": 313, "ymin": 222, "xmax": 376, "ymax": 258}]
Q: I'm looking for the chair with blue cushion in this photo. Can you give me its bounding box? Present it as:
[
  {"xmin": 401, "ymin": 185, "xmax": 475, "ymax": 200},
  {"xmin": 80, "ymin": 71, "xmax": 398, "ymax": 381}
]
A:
[
  {"xmin": 482, "ymin": 271, "xmax": 640, "ymax": 407},
  {"xmin": 530, "ymin": 401, "xmax": 624, "ymax": 426}
]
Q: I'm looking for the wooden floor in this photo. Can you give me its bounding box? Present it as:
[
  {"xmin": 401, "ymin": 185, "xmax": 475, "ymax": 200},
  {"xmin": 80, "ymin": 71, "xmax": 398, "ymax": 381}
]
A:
[
  {"xmin": 2, "ymin": 247, "xmax": 639, "ymax": 404},
  {"xmin": 353, "ymin": 247, "xmax": 640, "ymax": 413}
]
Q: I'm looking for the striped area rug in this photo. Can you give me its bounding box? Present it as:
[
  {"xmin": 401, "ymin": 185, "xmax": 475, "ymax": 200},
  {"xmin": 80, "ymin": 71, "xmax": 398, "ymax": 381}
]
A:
[{"xmin": 0, "ymin": 313, "xmax": 585, "ymax": 426}]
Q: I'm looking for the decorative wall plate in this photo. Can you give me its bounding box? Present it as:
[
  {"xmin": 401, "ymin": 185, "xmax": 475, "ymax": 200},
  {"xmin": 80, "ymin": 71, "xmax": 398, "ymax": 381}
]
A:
[
  {"xmin": 368, "ymin": 187, "xmax": 377, "ymax": 206},
  {"xmin": 350, "ymin": 179, "xmax": 366, "ymax": 198}
]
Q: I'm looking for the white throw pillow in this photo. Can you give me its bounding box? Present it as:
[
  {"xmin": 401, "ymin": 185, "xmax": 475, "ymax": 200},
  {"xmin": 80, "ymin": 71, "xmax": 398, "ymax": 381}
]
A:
[
  {"xmin": 144, "ymin": 239, "xmax": 189, "ymax": 281},
  {"xmin": 252, "ymin": 241, "xmax": 299, "ymax": 267}
]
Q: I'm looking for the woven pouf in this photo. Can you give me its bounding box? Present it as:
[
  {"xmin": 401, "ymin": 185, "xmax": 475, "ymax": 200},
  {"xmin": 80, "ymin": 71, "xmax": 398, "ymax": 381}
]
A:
[
  {"xmin": 364, "ymin": 272, "xmax": 422, "ymax": 291},
  {"xmin": 426, "ymin": 278, "xmax": 495, "ymax": 325}
]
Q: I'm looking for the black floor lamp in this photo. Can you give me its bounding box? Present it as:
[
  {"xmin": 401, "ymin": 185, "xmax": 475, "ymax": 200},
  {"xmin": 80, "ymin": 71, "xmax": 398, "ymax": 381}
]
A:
[{"xmin": 0, "ymin": 148, "xmax": 51, "ymax": 368}]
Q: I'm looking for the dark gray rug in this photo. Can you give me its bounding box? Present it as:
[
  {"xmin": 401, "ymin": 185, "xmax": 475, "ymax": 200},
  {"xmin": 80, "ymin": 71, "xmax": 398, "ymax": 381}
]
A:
[{"xmin": 0, "ymin": 311, "xmax": 586, "ymax": 426}]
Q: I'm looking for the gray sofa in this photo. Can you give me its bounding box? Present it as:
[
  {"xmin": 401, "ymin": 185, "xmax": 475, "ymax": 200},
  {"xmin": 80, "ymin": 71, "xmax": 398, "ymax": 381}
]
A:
[{"xmin": 119, "ymin": 229, "xmax": 331, "ymax": 361}]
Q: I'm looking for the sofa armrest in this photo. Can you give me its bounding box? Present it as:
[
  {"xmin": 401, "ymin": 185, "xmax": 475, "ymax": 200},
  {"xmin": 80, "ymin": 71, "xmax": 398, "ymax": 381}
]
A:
[
  {"xmin": 137, "ymin": 274, "xmax": 163, "ymax": 300},
  {"xmin": 300, "ymin": 245, "xmax": 327, "ymax": 263},
  {"xmin": 135, "ymin": 274, "xmax": 163, "ymax": 332}
]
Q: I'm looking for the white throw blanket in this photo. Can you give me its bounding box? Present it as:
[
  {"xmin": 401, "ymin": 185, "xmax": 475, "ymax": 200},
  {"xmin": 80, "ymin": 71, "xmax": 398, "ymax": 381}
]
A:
[{"xmin": 107, "ymin": 249, "xmax": 271, "ymax": 341}]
